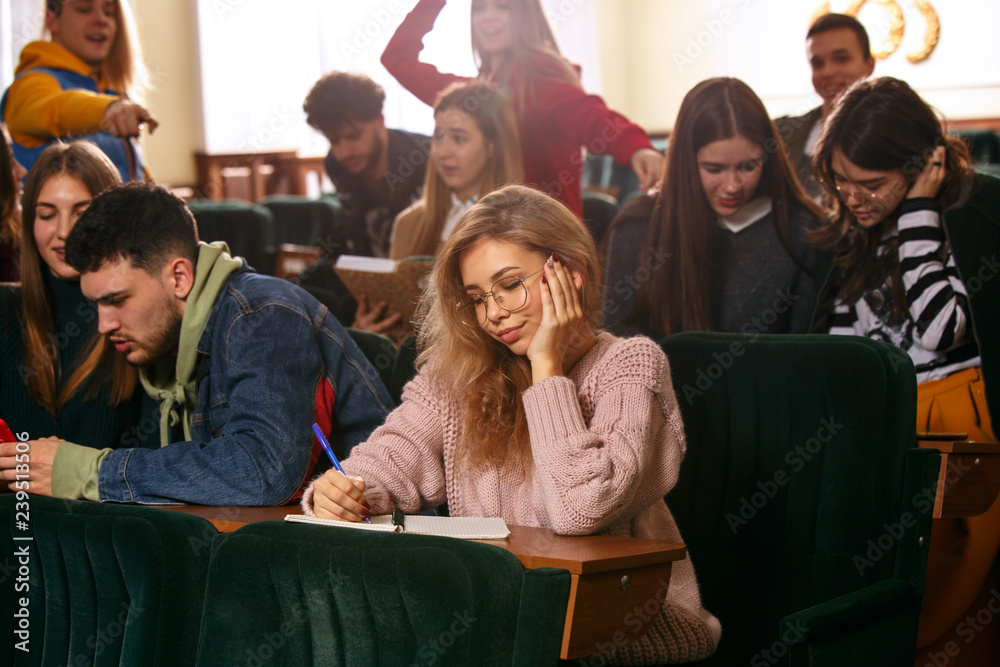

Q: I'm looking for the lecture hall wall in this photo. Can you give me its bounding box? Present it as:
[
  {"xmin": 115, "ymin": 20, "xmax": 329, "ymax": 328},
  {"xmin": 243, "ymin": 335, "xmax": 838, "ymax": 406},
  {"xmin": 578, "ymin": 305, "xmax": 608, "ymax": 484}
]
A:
[{"xmin": 3, "ymin": 0, "xmax": 997, "ymax": 188}]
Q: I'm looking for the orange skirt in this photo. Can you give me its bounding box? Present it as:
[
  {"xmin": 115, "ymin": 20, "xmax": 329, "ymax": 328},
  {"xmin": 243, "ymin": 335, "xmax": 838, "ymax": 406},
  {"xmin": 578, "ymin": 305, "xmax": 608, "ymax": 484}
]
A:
[{"xmin": 917, "ymin": 366, "xmax": 999, "ymax": 653}]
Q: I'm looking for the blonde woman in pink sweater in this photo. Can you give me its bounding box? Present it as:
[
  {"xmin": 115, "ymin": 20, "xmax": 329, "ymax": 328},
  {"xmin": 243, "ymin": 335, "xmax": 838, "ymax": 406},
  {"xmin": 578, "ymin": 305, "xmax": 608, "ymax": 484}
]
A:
[{"xmin": 302, "ymin": 184, "xmax": 720, "ymax": 664}]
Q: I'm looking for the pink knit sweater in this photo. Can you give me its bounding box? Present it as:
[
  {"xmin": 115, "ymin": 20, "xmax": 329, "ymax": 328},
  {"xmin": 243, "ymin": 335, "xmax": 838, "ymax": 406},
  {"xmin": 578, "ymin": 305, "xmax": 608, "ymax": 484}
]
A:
[{"xmin": 302, "ymin": 333, "xmax": 721, "ymax": 663}]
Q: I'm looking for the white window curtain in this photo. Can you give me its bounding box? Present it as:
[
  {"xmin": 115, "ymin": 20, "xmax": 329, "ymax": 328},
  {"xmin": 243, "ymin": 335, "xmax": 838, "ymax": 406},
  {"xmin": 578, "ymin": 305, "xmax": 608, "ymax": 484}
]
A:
[{"xmin": 195, "ymin": 0, "xmax": 601, "ymax": 155}]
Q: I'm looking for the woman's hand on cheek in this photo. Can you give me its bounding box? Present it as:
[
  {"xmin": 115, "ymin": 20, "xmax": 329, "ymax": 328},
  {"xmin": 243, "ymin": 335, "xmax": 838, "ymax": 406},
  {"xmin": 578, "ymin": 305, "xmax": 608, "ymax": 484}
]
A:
[
  {"xmin": 526, "ymin": 253, "xmax": 587, "ymax": 384},
  {"xmin": 312, "ymin": 470, "xmax": 372, "ymax": 521},
  {"xmin": 907, "ymin": 145, "xmax": 946, "ymax": 200}
]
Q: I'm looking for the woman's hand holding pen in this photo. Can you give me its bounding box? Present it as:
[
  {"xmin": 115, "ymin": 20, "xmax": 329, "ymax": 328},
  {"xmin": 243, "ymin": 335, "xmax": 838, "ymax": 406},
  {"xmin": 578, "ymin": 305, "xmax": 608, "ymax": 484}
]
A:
[
  {"xmin": 312, "ymin": 470, "xmax": 372, "ymax": 522},
  {"xmin": 527, "ymin": 252, "xmax": 590, "ymax": 384}
]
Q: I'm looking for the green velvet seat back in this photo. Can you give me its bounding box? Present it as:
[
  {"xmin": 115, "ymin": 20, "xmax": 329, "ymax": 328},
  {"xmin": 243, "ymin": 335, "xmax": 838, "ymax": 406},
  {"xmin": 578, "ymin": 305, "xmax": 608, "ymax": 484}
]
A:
[
  {"xmin": 0, "ymin": 497, "xmax": 217, "ymax": 666},
  {"xmin": 659, "ymin": 333, "xmax": 936, "ymax": 665},
  {"xmin": 187, "ymin": 199, "xmax": 277, "ymax": 275},
  {"xmin": 260, "ymin": 195, "xmax": 342, "ymax": 249},
  {"xmin": 943, "ymin": 173, "xmax": 1000, "ymax": 428},
  {"xmin": 195, "ymin": 521, "xmax": 570, "ymax": 666}
]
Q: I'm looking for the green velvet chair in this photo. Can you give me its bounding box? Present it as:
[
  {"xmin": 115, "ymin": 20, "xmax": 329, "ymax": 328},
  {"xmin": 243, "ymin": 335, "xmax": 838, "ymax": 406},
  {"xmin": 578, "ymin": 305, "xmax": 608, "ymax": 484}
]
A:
[
  {"xmin": 658, "ymin": 333, "xmax": 940, "ymax": 666},
  {"xmin": 194, "ymin": 521, "xmax": 570, "ymax": 666},
  {"xmin": 942, "ymin": 173, "xmax": 1000, "ymax": 428},
  {"xmin": 0, "ymin": 497, "xmax": 217, "ymax": 666},
  {"xmin": 260, "ymin": 194, "xmax": 342, "ymax": 250},
  {"xmin": 187, "ymin": 199, "xmax": 277, "ymax": 275}
]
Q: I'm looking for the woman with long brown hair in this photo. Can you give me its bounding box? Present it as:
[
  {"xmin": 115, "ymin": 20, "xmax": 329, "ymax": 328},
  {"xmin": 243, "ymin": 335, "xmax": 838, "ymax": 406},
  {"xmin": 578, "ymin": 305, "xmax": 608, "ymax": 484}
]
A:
[
  {"xmin": 351, "ymin": 81, "xmax": 523, "ymax": 334},
  {"xmin": 381, "ymin": 0, "xmax": 662, "ymax": 220},
  {"xmin": 603, "ymin": 77, "xmax": 828, "ymax": 338},
  {"xmin": 302, "ymin": 184, "xmax": 721, "ymax": 664},
  {"xmin": 0, "ymin": 141, "xmax": 144, "ymax": 470},
  {"xmin": 811, "ymin": 76, "xmax": 999, "ymax": 664}
]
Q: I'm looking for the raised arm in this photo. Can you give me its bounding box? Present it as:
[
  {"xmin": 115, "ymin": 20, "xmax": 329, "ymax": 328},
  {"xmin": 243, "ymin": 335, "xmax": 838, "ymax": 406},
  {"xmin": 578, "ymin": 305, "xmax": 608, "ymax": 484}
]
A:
[
  {"xmin": 381, "ymin": 0, "xmax": 471, "ymax": 106},
  {"xmin": 523, "ymin": 338, "xmax": 685, "ymax": 535},
  {"xmin": 897, "ymin": 199, "xmax": 971, "ymax": 351}
]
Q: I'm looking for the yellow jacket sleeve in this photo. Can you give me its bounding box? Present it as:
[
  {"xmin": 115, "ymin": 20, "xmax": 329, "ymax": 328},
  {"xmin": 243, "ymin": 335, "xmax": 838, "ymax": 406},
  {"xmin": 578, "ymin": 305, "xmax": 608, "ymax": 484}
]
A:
[{"xmin": 3, "ymin": 71, "xmax": 116, "ymax": 148}]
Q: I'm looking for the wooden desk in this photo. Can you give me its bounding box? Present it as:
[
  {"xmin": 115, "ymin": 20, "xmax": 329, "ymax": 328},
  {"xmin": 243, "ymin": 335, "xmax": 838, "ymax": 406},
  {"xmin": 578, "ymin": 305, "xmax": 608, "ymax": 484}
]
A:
[
  {"xmin": 917, "ymin": 439, "xmax": 1000, "ymax": 518},
  {"xmin": 159, "ymin": 505, "xmax": 686, "ymax": 659}
]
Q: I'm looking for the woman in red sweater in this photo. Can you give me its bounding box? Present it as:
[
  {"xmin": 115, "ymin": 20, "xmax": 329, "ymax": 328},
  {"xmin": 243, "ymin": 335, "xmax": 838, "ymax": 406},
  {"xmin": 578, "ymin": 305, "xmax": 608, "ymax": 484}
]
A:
[{"xmin": 381, "ymin": 0, "xmax": 662, "ymax": 219}]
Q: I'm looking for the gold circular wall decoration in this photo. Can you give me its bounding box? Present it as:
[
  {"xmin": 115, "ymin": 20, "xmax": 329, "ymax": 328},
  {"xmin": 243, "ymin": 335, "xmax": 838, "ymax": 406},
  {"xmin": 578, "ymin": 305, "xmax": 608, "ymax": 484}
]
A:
[
  {"xmin": 906, "ymin": 0, "xmax": 939, "ymax": 63},
  {"xmin": 810, "ymin": 0, "xmax": 939, "ymax": 63},
  {"xmin": 846, "ymin": 0, "xmax": 904, "ymax": 60}
]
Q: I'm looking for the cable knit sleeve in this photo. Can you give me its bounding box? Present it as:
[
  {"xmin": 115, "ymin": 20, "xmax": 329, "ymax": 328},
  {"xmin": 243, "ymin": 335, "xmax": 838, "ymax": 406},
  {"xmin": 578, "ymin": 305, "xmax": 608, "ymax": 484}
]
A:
[
  {"xmin": 302, "ymin": 373, "xmax": 449, "ymax": 517},
  {"xmin": 380, "ymin": 0, "xmax": 471, "ymax": 107},
  {"xmin": 522, "ymin": 337, "xmax": 686, "ymax": 535}
]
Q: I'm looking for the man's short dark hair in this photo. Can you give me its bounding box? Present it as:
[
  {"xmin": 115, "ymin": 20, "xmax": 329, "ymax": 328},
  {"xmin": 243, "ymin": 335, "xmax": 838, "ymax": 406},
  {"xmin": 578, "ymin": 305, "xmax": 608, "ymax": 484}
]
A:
[
  {"xmin": 807, "ymin": 13, "xmax": 872, "ymax": 61},
  {"xmin": 303, "ymin": 71, "xmax": 385, "ymax": 134},
  {"xmin": 66, "ymin": 181, "xmax": 199, "ymax": 275}
]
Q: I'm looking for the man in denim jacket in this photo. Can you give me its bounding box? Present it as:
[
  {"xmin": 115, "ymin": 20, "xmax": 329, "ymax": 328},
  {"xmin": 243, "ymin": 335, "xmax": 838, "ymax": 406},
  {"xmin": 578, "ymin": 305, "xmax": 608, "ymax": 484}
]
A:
[{"xmin": 6, "ymin": 182, "xmax": 394, "ymax": 505}]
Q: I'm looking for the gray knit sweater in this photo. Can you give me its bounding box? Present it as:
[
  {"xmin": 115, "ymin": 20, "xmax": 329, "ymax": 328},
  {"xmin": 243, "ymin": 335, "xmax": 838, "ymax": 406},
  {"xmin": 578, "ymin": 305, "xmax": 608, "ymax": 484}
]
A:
[{"xmin": 602, "ymin": 195, "xmax": 824, "ymax": 338}]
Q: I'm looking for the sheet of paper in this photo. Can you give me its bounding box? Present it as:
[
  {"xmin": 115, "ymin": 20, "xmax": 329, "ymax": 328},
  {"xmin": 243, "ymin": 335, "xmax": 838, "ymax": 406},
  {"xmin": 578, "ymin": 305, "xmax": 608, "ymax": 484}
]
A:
[{"xmin": 285, "ymin": 514, "xmax": 510, "ymax": 539}]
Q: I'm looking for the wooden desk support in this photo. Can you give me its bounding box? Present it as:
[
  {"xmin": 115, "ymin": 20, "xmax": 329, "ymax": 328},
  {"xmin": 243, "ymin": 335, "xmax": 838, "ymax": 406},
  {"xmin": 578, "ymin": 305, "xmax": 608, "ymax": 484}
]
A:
[
  {"xmin": 159, "ymin": 505, "xmax": 686, "ymax": 660},
  {"xmin": 918, "ymin": 440, "xmax": 1000, "ymax": 518}
]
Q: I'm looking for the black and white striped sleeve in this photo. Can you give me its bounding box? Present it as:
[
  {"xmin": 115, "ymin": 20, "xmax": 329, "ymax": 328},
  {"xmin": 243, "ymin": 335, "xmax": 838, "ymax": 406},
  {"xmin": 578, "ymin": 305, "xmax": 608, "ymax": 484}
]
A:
[{"xmin": 897, "ymin": 197, "xmax": 970, "ymax": 351}]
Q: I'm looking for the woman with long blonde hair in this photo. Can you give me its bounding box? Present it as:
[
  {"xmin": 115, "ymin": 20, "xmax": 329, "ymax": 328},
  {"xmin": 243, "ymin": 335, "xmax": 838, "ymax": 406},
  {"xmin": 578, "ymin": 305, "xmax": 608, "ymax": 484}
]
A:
[
  {"xmin": 1, "ymin": 141, "xmax": 143, "ymax": 464},
  {"xmin": 303, "ymin": 184, "xmax": 721, "ymax": 664},
  {"xmin": 381, "ymin": 0, "xmax": 662, "ymax": 220},
  {"xmin": 353, "ymin": 81, "xmax": 522, "ymax": 334}
]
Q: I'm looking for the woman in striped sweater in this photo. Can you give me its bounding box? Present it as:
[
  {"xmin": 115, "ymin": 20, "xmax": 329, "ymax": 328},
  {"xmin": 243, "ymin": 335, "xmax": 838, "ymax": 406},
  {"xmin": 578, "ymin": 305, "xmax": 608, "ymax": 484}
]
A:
[{"xmin": 811, "ymin": 76, "xmax": 999, "ymax": 664}]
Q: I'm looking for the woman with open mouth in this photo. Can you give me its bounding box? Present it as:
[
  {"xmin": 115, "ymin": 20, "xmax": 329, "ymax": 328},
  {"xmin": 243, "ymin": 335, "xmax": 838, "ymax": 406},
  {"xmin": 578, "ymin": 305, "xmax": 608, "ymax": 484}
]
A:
[{"xmin": 2, "ymin": 0, "xmax": 158, "ymax": 183}]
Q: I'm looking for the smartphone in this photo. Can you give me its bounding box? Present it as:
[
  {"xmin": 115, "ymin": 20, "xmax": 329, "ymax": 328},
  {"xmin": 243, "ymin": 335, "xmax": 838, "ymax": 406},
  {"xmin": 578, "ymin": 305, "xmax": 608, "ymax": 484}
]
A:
[{"xmin": 0, "ymin": 419, "xmax": 17, "ymax": 443}]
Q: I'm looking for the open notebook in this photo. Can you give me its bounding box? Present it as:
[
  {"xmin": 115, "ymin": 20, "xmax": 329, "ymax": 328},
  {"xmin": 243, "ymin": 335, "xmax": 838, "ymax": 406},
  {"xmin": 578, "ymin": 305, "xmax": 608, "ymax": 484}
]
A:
[{"xmin": 284, "ymin": 514, "xmax": 510, "ymax": 540}]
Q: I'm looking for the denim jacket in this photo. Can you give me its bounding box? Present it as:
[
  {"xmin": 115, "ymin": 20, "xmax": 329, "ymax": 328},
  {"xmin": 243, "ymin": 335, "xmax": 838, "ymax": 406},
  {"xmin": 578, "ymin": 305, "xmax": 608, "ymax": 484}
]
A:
[{"xmin": 96, "ymin": 268, "xmax": 395, "ymax": 505}]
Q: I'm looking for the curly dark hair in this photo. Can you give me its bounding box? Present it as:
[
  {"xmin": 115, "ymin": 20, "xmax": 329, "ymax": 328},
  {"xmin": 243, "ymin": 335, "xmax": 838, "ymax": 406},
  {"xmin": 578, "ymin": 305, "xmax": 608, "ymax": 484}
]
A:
[{"xmin": 303, "ymin": 72, "xmax": 385, "ymax": 134}]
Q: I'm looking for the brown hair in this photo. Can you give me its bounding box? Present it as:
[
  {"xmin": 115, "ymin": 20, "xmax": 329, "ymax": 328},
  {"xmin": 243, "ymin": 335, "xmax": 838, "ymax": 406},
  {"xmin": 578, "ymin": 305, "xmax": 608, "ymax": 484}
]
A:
[
  {"xmin": 807, "ymin": 13, "xmax": 873, "ymax": 61},
  {"xmin": 19, "ymin": 141, "xmax": 135, "ymax": 415},
  {"xmin": 390, "ymin": 82, "xmax": 522, "ymax": 259},
  {"xmin": 627, "ymin": 77, "xmax": 823, "ymax": 335},
  {"xmin": 415, "ymin": 184, "xmax": 601, "ymax": 474},
  {"xmin": 811, "ymin": 76, "xmax": 974, "ymax": 314},
  {"xmin": 303, "ymin": 71, "xmax": 385, "ymax": 135},
  {"xmin": 45, "ymin": 0, "xmax": 147, "ymax": 99},
  {"xmin": 1, "ymin": 125, "xmax": 20, "ymax": 271},
  {"xmin": 471, "ymin": 0, "xmax": 580, "ymax": 113}
]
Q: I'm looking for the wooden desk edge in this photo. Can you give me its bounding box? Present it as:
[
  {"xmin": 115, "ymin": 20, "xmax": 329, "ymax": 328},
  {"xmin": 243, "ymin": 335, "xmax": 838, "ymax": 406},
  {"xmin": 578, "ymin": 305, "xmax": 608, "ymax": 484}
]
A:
[{"xmin": 153, "ymin": 504, "xmax": 687, "ymax": 574}]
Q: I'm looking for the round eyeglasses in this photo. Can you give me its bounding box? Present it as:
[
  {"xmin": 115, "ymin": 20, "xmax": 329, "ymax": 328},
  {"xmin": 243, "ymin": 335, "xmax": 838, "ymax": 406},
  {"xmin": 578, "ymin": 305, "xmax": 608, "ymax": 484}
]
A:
[{"xmin": 456, "ymin": 268, "xmax": 543, "ymax": 327}]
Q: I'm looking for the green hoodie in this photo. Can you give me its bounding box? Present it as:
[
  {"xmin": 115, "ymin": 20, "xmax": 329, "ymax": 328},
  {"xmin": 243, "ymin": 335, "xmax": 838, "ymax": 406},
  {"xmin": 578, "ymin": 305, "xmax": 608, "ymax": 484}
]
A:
[{"xmin": 52, "ymin": 243, "xmax": 243, "ymax": 500}]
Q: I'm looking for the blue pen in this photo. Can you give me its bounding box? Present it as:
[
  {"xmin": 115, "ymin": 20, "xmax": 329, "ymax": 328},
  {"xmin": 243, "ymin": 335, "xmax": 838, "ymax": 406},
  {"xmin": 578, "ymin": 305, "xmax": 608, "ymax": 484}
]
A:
[{"xmin": 312, "ymin": 423, "xmax": 370, "ymax": 523}]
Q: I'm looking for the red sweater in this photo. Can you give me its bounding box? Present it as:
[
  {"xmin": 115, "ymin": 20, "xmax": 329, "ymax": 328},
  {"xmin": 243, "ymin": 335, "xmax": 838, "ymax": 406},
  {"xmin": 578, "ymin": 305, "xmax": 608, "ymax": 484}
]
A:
[{"xmin": 381, "ymin": 0, "xmax": 654, "ymax": 219}]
